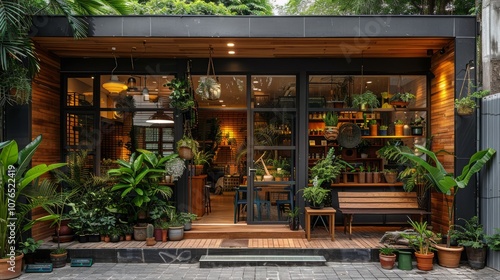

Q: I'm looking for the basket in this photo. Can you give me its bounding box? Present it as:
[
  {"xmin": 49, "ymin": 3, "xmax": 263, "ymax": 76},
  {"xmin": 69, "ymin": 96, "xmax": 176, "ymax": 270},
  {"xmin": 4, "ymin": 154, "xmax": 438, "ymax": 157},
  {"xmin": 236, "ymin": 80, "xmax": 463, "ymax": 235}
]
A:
[{"xmin": 337, "ymin": 123, "xmax": 361, "ymax": 148}]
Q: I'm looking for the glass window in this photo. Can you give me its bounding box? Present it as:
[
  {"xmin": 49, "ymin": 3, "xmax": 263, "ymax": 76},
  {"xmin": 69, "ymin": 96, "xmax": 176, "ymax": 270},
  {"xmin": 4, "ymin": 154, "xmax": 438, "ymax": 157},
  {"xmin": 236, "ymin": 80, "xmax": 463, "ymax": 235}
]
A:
[
  {"xmin": 192, "ymin": 75, "xmax": 247, "ymax": 109},
  {"xmin": 67, "ymin": 77, "xmax": 93, "ymax": 106},
  {"xmin": 251, "ymin": 75, "xmax": 296, "ymax": 108}
]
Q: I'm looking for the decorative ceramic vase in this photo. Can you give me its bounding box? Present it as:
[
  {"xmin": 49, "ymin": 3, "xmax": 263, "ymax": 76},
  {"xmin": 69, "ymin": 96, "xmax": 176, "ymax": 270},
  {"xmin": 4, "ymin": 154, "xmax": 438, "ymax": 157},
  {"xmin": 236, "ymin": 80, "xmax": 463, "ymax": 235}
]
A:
[
  {"xmin": 395, "ymin": 124, "xmax": 404, "ymax": 136},
  {"xmin": 324, "ymin": 126, "xmax": 339, "ymax": 140}
]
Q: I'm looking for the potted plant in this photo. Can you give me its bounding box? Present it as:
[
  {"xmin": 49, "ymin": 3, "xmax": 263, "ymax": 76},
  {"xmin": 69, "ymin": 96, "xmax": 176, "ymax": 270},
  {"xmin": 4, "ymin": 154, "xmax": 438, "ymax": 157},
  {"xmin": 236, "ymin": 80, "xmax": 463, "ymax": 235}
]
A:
[
  {"xmin": 351, "ymin": 90, "xmax": 380, "ymax": 110},
  {"xmin": 165, "ymin": 156, "xmax": 186, "ymax": 181},
  {"xmin": 180, "ymin": 212, "xmax": 197, "ymax": 231},
  {"xmin": 301, "ymin": 176, "xmax": 331, "ymax": 209},
  {"xmin": 369, "ymin": 119, "xmax": 378, "ymax": 136},
  {"xmin": 145, "ymin": 224, "xmax": 156, "ymax": 246},
  {"xmin": 18, "ymin": 238, "xmax": 43, "ymax": 265},
  {"xmin": 166, "ymin": 211, "xmax": 185, "ymax": 241},
  {"xmin": 323, "ymin": 111, "xmax": 339, "ymax": 140},
  {"xmin": 196, "ymin": 76, "xmax": 221, "ymax": 100},
  {"xmin": 382, "ymin": 169, "xmax": 398, "ymax": 184},
  {"xmin": 255, "ymin": 168, "xmax": 264, "ymax": 181},
  {"xmin": 389, "ymin": 92, "xmax": 415, "ymax": 107},
  {"xmin": 0, "ymin": 62, "xmax": 32, "ymax": 105},
  {"xmin": 396, "ymin": 145, "xmax": 496, "ymax": 268},
  {"xmin": 286, "ymin": 207, "xmax": 301, "ymax": 230},
  {"xmin": 0, "ymin": 135, "xmax": 66, "ymax": 277},
  {"xmin": 379, "ymin": 125, "xmax": 388, "ymax": 136},
  {"xmin": 454, "ymin": 88, "xmax": 490, "ymax": 116},
  {"xmin": 394, "ymin": 119, "xmax": 404, "ymax": 136},
  {"xmin": 486, "ymin": 228, "xmax": 500, "ymax": 251},
  {"xmin": 176, "ymin": 135, "xmax": 199, "ymax": 160},
  {"xmin": 379, "ymin": 245, "xmax": 397, "ymax": 270},
  {"xmin": 402, "ymin": 218, "xmax": 437, "ymax": 271},
  {"xmin": 167, "ymin": 77, "xmax": 195, "ymax": 112},
  {"xmin": 108, "ymin": 150, "xmax": 175, "ymax": 240},
  {"xmin": 449, "ymin": 216, "xmax": 488, "ymax": 269},
  {"xmin": 191, "ymin": 150, "xmax": 213, "ymax": 175}
]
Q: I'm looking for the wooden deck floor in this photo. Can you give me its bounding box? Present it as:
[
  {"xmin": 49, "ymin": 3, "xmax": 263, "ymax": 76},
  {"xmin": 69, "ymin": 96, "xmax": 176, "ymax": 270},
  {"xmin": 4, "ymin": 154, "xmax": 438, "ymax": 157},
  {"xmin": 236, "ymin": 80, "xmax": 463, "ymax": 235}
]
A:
[{"xmin": 41, "ymin": 191, "xmax": 409, "ymax": 251}]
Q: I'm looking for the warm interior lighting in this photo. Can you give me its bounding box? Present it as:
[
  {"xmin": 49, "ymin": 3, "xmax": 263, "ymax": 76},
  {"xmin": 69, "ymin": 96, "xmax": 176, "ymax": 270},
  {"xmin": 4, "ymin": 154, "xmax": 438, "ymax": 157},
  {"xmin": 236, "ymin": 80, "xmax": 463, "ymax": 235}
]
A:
[
  {"xmin": 102, "ymin": 75, "xmax": 128, "ymax": 93},
  {"xmin": 146, "ymin": 111, "xmax": 174, "ymax": 124},
  {"xmin": 103, "ymin": 47, "xmax": 128, "ymax": 94},
  {"xmin": 227, "ymin": 43, "xmax": 235, "ymax": 47},
  {"xmin": 228, "ymin": 51, "xmax": 235, "ymax": 55}
]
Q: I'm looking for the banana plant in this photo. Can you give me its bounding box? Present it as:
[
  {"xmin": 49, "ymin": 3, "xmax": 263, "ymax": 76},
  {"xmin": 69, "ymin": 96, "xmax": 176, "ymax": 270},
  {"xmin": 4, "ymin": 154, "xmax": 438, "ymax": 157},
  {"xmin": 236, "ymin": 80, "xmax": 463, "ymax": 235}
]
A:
[{"xmin": 398, "ymin": 145, "xmax": 496, "ymax": 247}]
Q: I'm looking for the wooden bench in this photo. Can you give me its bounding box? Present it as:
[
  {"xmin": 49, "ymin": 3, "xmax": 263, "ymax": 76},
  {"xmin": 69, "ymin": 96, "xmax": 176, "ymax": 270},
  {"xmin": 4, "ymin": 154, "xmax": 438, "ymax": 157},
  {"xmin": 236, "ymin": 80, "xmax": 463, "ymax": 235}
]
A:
[{"xmin": 337, "ymin": 192, "xmax": 430, "ymax": 239}]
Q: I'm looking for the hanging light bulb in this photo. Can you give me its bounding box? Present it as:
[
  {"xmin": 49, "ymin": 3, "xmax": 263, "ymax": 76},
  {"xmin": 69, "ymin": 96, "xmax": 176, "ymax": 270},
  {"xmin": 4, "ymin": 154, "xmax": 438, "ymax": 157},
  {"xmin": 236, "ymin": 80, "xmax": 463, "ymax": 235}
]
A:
[
  {"xmin": 142, "ymin": 75, "xmax": 149, "ymax": 101},
  {"xmin": 102, "ymin": 47, "xmax": 128, "ymax": 94}
]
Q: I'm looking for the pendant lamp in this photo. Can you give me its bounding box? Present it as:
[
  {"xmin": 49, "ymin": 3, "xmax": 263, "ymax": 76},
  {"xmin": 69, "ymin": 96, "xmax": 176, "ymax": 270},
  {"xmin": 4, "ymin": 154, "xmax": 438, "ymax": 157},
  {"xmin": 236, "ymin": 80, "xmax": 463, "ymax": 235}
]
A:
[
  {"xmin": 102, "ymin": 48, "xmax": 127, "ymax": 94},
  {"xmin": 146, "ymin": 111, "xmax": 174, "ymax": 124}
]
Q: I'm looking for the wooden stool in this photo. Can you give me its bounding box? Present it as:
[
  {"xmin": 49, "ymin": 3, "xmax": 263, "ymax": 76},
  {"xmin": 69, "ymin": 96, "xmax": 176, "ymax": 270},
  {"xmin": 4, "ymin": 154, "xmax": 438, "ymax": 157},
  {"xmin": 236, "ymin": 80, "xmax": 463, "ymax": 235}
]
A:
[{"xmin": 304, "ymin": 207, "xmax": 336, "ymax": 241}]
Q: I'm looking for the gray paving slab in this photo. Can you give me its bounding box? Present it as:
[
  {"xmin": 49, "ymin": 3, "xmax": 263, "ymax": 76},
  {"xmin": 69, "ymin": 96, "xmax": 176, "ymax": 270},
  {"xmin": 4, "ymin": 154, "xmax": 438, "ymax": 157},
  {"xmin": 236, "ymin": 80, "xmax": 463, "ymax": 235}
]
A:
[{"xmin": 17, "ymin": 262, "xmax": 500, "ymax": 279}]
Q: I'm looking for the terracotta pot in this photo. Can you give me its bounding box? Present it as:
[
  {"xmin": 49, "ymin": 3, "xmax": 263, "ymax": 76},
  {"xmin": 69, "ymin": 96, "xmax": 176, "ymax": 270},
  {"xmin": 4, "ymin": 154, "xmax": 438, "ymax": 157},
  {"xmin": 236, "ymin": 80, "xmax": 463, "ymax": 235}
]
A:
[
  {"xmin": 0, "ymin": 253, "xmax": 23, "ymax": 280},
  {"xmin": 146, "ymin": 237, "xmax": 157, "ymax": 246},
  {"xmin": 125, "ymin": 234, "xmax": 133, "ymax": 241},
  {"xmin": 379, "ymin": 253, "xmax": 396, "ymax": 270},
  {"xmin": 395, "ymin": 124, "xmax": 404, "ymax": 136},
  {"xmin": 372, "ymin": 172, "xmax": 380, "ymax": 183},
  {"xmin": 370, "ymin": 124, "xmax": 378, "ymax": 136},
  {"xmin": 154, "ymin": 228, "xmax": 163, "ymax": 241},
  {"xmin": 104, "ymin": 235, "xmax": 110, "ymax": 242},
  {"xmin": 435, "ymin": 244, "xmax": 463, "ymax": 268},
  {"xmin": 415, "ymin": 252, "xmax": 434, "ymax": 271},
  {"xmin": 178, "ymin": 147, "xmax": 194, "ymax": 160},
  {"xmin": 161, "ymin": 229, "xmax": 168, "ymax": 242},
  {"xmin": 358, "ymin": 172, "xmax": 366, "ymax": 184}
]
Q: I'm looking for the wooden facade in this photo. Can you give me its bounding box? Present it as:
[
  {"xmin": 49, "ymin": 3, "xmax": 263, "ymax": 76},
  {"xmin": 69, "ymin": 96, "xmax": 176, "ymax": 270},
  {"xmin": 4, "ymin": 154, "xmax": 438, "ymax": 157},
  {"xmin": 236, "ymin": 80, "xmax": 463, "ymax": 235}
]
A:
[{"xmin": 18, "ymin": 15, "xmax": 478, "ymax": 241}]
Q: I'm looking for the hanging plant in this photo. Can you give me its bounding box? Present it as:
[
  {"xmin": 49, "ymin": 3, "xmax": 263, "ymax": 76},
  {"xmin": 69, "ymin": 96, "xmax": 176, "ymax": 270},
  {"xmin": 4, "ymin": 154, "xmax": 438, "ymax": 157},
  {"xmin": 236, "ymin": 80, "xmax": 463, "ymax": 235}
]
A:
[
  {"xmin": 455, "ymin": 63, "xmax": 490, "ymax": 116},
  {"xmin": 196, "ymin": 46, "xmax": 221, "ymax": 100},
  {"xmin": 167, "ymin": 78, "xmax": 195, "ymax": 112}
]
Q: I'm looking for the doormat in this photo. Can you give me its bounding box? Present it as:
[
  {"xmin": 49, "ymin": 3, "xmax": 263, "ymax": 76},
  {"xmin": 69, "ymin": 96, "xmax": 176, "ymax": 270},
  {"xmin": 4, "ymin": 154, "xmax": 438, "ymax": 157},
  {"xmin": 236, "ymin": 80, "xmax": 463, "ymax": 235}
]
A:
[{"xmin": 220, "ymin": 239, "xmax": 249, "ymax": 248}]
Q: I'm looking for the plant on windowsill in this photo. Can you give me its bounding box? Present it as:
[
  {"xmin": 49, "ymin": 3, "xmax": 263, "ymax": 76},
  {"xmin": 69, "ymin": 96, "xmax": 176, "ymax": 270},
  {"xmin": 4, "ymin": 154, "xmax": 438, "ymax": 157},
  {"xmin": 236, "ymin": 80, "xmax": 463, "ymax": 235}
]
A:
[
  {"xmin": 323, "ymin": 111, "xmax": 339, "ymax": 140},
  {"xmin": 389, "ymin": 92, "xmax": 415, "ymax": 107},
  {"xmin": 351, "ymin": 90, "xmax": 380, "ymax": 110},
  {"xmin": 396, "ymin": 145, "xmax": 496, "ymax": 268}
]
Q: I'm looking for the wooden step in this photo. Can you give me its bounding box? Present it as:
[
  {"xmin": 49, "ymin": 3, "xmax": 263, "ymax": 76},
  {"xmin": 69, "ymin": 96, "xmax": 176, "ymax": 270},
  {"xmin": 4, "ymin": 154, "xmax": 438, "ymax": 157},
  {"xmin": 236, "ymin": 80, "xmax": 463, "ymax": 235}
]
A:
[
  {"xmin": 199, "ymin": 255, "xmax": 326, "ymax": 268},
  {"xmin": 184, "ymin": 224, "xmax": 306, "ymax": 239}
]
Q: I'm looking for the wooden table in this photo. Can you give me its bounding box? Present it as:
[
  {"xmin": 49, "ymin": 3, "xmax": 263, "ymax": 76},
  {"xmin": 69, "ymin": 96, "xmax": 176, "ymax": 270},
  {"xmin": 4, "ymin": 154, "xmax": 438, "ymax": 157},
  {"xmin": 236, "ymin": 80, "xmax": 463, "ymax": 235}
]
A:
[{"xmin": 304, "ymin": 207, "xmax": 336, "ymax": 241}]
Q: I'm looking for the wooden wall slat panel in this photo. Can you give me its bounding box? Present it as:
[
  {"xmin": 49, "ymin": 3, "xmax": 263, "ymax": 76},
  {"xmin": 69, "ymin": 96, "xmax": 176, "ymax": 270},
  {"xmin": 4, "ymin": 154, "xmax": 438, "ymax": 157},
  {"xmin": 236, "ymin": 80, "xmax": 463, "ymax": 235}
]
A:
[
  {"xmin": 429, "ymin": 42, "xmax": 455, "ymax": 234},
  {"xmin": 30, "ymin": 44, "xmax": 62, "ymax": 241}
]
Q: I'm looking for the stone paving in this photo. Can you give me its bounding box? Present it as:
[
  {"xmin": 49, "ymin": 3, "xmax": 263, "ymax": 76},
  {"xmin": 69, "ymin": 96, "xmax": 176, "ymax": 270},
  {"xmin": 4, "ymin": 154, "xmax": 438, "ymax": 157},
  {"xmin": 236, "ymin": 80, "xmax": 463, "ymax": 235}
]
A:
[{"xmin": 18, "ymin": 262, "xmax": 500, "ymax": 279}]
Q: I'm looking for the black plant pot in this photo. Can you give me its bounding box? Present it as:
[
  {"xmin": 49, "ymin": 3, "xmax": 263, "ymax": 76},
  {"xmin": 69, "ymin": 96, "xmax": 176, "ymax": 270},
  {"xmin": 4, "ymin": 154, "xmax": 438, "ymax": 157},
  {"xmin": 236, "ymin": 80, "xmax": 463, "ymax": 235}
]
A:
[
  {"xmin": 466, "ymin": 246, "xmax": 487, "ymax": 269},
  {"xmin": 87, "ymin": 234, "xmax": 101, "ymax": 242},
  {"xmin": 289, "ymin": 217, "xmax": 300, "ymax": 230},
  {"xmin": 77, "ymin": 235, "xmax": 88, "ymax": 243},
  {"xmin": 110, "ymin": 234, "xmax": 120, "ymax": 243}
]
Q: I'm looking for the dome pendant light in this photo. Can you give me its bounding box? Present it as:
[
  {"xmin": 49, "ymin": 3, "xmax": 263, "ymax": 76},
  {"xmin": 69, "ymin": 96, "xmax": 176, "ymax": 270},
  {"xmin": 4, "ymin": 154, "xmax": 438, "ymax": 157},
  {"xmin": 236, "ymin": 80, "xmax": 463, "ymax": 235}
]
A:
[{"xmin": 102, "ymin": 47, "xmax": 128, "ymax": 94}]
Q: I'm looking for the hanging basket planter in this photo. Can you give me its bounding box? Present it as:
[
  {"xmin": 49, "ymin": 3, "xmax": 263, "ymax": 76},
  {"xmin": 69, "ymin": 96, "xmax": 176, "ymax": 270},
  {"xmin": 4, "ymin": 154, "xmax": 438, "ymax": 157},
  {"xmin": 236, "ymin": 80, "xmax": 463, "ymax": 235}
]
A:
[
  {"xmin": 456, "ymin": 105, "xmax": 474, "ymax": 116},
  {"xmin": 196, "ymin": 46, "xmax": 221, "ymax": 100},
  {"xmin": 178, "ymin": 147, "xmax": 194, "ymax": 160}
]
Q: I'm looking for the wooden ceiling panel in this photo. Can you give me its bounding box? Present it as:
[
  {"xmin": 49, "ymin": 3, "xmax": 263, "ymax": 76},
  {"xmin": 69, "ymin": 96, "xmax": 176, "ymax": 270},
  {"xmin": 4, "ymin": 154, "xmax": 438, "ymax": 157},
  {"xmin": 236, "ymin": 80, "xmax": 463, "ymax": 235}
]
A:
[{"xmin": 33, "ymin": 37, "xmax": 453, "ymax": 59}]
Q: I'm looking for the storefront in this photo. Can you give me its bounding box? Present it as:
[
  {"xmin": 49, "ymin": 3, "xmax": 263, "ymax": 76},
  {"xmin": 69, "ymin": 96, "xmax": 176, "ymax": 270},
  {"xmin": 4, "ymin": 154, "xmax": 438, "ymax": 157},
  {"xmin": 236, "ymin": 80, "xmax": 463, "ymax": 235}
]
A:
[{"xmin": 14, "ymin": 15, "xmax": 478, "ymax": 238}]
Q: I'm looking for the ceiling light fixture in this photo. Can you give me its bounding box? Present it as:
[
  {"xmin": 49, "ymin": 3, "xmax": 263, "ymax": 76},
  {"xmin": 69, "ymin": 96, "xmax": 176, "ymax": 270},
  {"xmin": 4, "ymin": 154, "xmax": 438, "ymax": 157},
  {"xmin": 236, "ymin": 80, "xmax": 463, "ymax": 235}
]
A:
[
  {"xmin": 146, "ymin": 111, "xmax": 174, "ymax": 124},
  {"xmin": 227, "ymin": 43, "xmax": 235, "ymax": 47},
  {"xmin": 102, "ymin": 47, "xmax": 128, "ymax": 94},
  {"xmin": 127, "ymin": 47, "xmax": 137, "ymax": 90},
  {"xmin": 228, "ymin": 51, "xmax": 235, "ymax": 55},
  {"xmin": 142, "ymin": 75, "xmax": 149, "ymax": 101}
]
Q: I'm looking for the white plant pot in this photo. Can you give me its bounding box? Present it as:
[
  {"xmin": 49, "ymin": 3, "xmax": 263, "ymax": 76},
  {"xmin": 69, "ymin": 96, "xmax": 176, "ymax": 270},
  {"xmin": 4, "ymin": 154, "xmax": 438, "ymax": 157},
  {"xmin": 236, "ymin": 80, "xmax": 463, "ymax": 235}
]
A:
[{"xmin": 263, "ymin": 175, "xmax": 274, "ymax": 181}]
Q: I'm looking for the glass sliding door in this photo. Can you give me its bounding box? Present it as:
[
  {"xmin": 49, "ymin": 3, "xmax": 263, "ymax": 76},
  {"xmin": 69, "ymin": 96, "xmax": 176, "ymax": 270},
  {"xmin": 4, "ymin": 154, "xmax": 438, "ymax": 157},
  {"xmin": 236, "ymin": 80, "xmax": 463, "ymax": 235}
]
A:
[{"xmin": 247, "ymin": 75, "xmax": 297, "ymax": 223}]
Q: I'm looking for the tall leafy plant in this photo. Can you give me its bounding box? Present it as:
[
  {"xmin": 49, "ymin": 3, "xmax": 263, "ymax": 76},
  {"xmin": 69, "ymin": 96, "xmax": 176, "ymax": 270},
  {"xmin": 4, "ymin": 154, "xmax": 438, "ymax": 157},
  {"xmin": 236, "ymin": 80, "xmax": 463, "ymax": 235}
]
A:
[
  {"xmin": 108, "ymin": 149, "xmax": 175, "ymax": 221},
  {"xmin": 0, "ymin": 135, "xmax": 66, "ymax": 259},
  {"xmin": 397, "ymin": 145, "xmax": 496, "ymax": 247}
]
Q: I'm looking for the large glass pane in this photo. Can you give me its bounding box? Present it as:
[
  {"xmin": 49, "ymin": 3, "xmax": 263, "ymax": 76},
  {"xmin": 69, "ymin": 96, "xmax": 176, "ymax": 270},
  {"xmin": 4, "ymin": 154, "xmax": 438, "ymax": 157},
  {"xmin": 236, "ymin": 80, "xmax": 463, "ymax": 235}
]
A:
[
  {"xmin": 67, "ymin": 77, "xmax": 93, "ymax": 106},
  {"xmin": 66, "ymin": 113, "xmax": 95, "ymax": 149},
  {"xmin": 251, "ymin": 75, "xmax": 296, "ymax": 108},
  {"xmin": 192, "ymin": 75, "xmax": 247, "ymax": 108}
]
